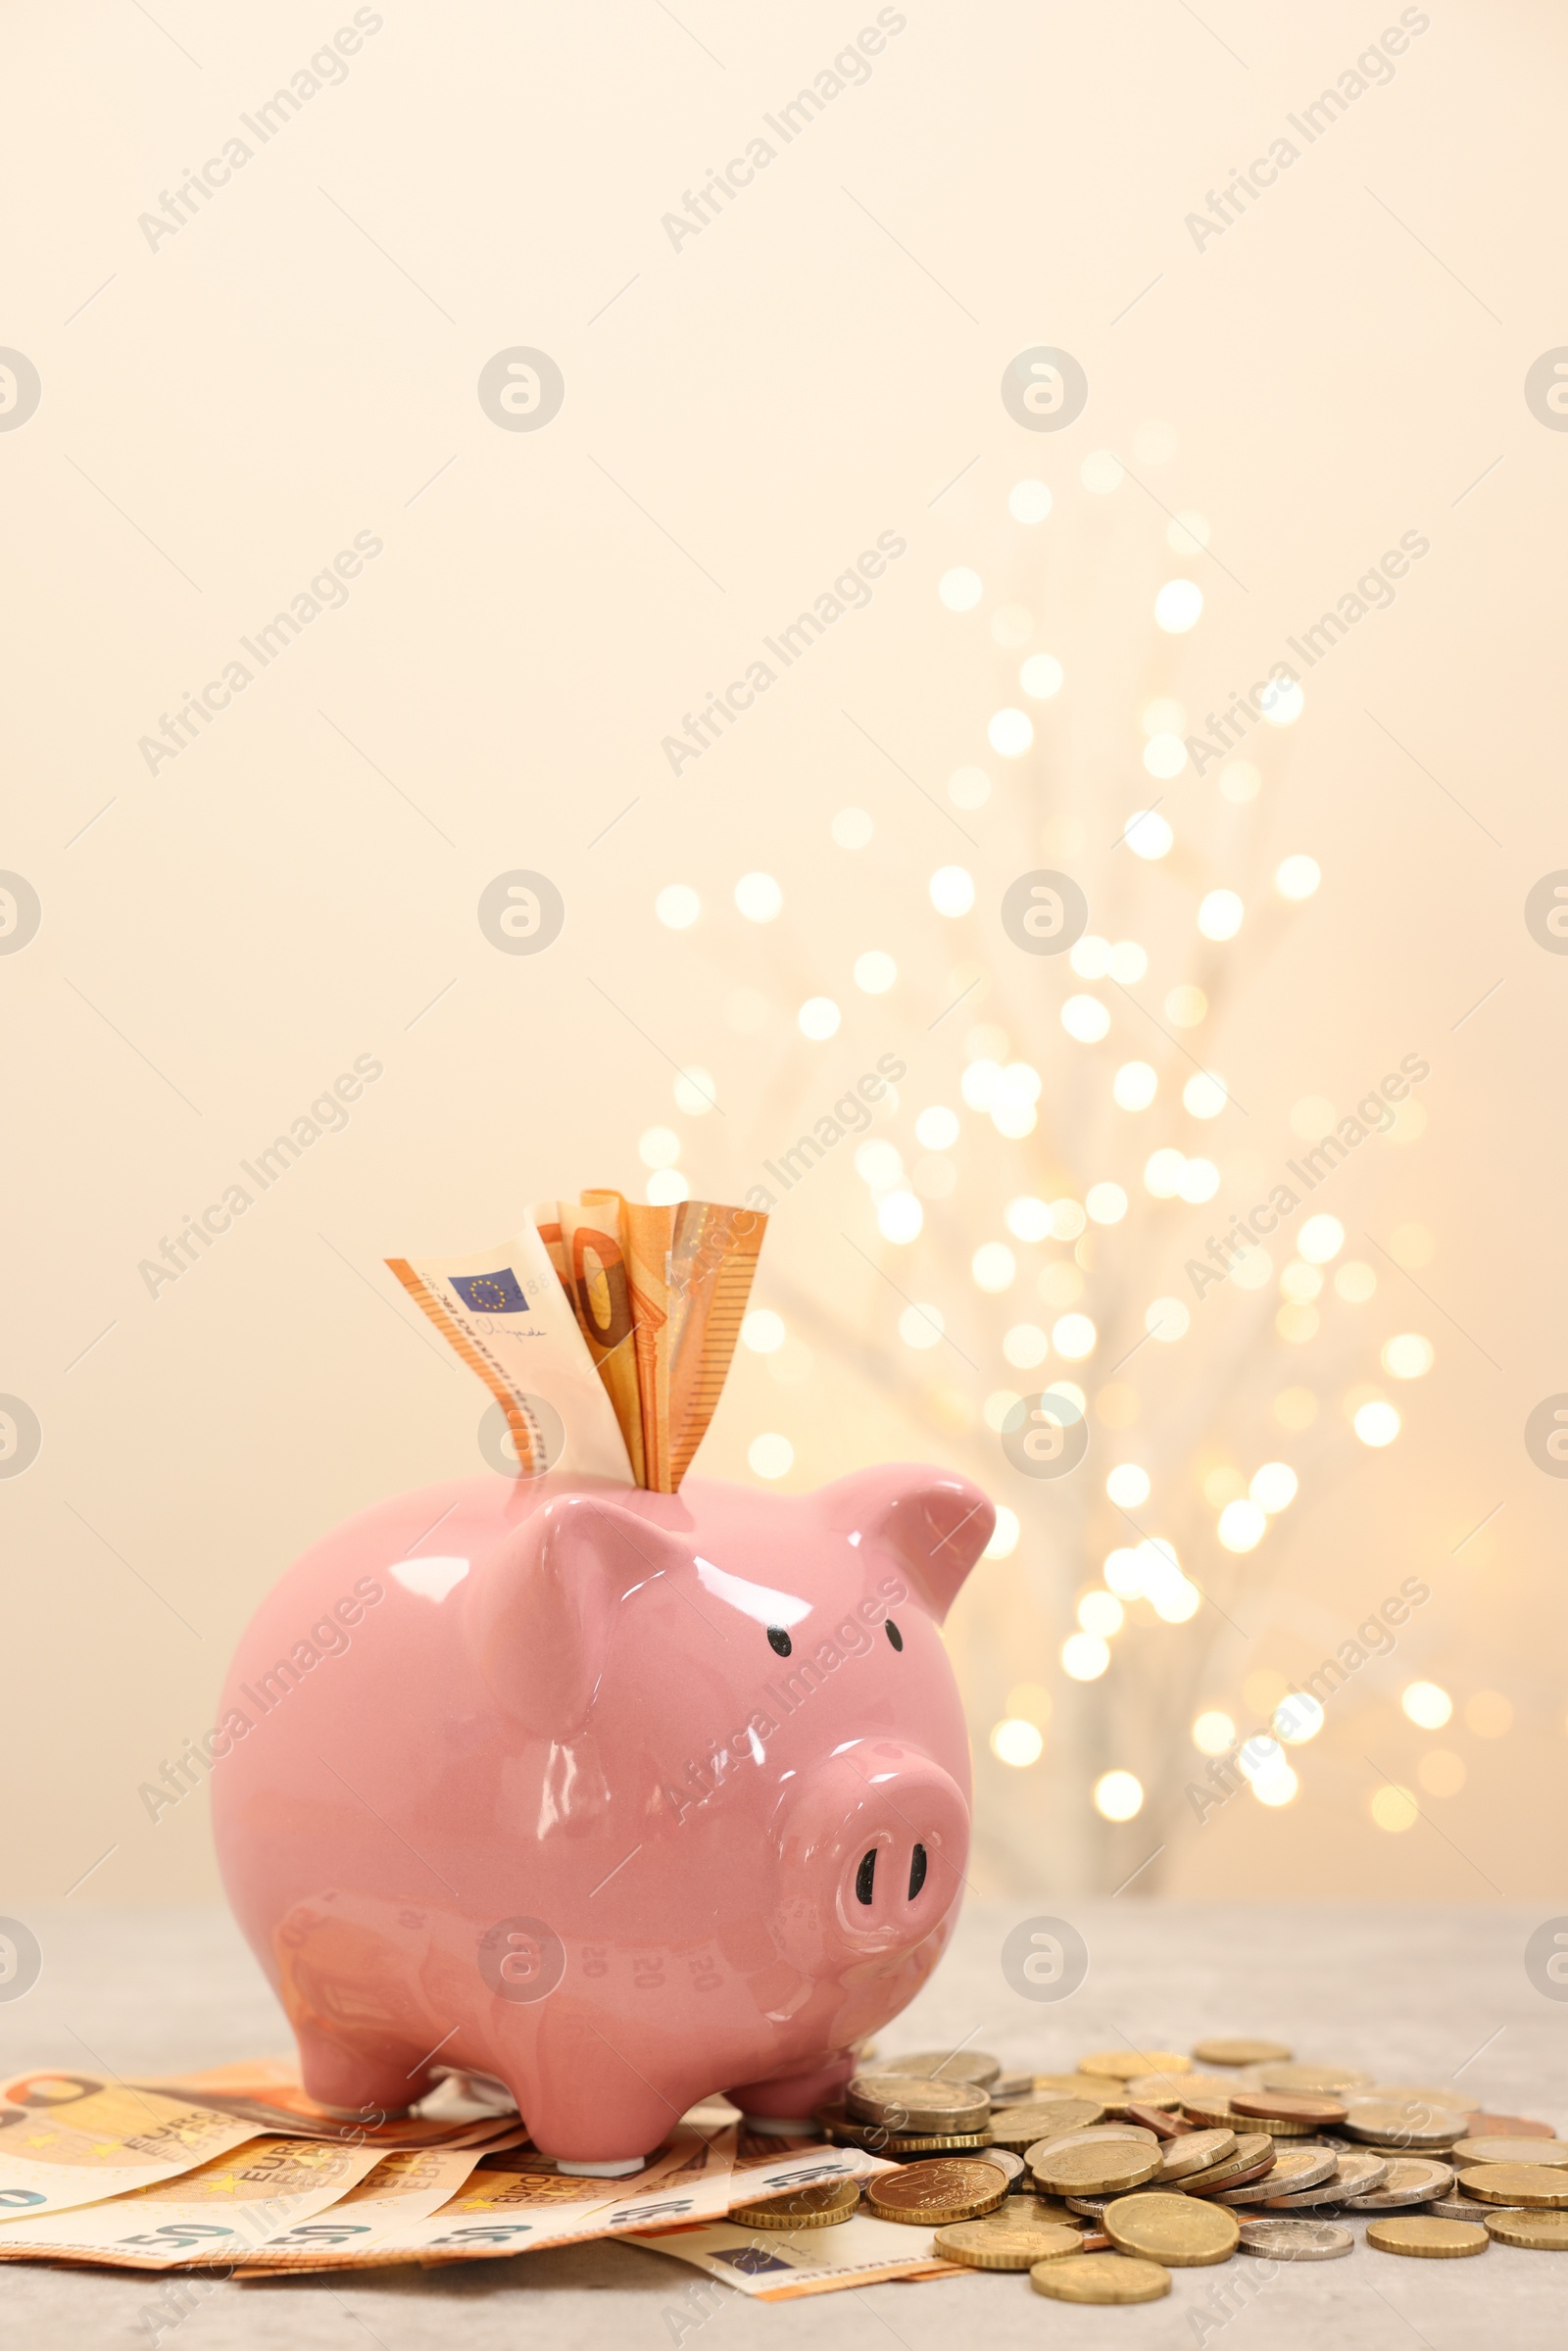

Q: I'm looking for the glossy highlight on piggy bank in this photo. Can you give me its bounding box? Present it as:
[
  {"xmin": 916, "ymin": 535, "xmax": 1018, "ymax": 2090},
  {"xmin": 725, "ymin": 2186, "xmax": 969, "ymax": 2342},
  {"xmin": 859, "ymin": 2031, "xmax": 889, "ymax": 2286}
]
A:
[{"xmin": 213, "ymin": 1464, "xmax": 993, "ymax": 2170}]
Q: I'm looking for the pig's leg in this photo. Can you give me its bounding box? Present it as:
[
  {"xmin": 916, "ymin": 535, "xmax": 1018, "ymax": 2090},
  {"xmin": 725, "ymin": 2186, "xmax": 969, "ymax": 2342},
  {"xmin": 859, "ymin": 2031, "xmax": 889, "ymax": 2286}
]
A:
[
  {"xmin": 293, "ymin": 2024, "xmax": 427, "ymax": 2120},
  {"xmin": 506, "ymin": 2030, "xmax": 679, "ymax": 2172},
  {"xmin": 725, "ymin": 2052, "xmax": 857, "ymax": 2132}
]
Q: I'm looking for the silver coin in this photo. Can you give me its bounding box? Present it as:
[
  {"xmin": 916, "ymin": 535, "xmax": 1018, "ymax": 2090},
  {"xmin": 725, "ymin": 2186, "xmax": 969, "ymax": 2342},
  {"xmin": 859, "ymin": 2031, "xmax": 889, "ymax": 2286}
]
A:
[
  {"xmin": 1427, "ymin": 2192, "xmax": 1517, "ymax": 2222},
  {"xmin": 1239, "ymin": 2218, "xmax": 1354, "ymax": 2261},
  {"xmin": 1215, "ymin": 2146, "xmax": 1339, "ymax": 2204},
  {"xmin": 1064, "ymin": 2193, "xmax": 1113, "ymax": 2217},
  {"xmin": 1267, "ymin": 2151, "xmax": 1391, "ymax": 2208},
  {"xmin": 977, "ymin": 2148, "xmax": 1025, "ymax": 2185},
  {"xmin": 1347, "ymin": 2157, "xmax": 1453, "ymax": 2210},
  {"xmin": 1342, "ymin": 2099, "xmax": 1468, "ymax": 2149}
]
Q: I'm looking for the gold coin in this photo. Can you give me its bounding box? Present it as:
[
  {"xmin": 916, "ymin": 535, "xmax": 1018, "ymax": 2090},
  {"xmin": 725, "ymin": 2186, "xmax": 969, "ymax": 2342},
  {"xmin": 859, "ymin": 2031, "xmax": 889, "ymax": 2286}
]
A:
[
  {"xmin": 1030, "ymin": 2072, "xmax": 1140, "ymax": 2101},
  {"xmin": 1453, "ymin": 2138, "xmax": 1568, "ymax": 2169},
  {"xmin": 887, "ymin": 2049, "xmax": 1001, "ymax": 2088},
  {"xmin": 986, "ymin": 2097, "xmax": 1104, "ymax": 2149},
  {"xmin": 1194, "ymin": 2037, "xmax": 1292, "ymax": 2068},
  {"xmin": 813, "ymin": 2101, "xmax": 986, "ymax": 2154},
  {"xmin": 1483, "ymin": 2210, "xmax": 1568, "ymax": 2250},
  {"xmin": 1216, "ymin": 2146, "xmax": 1337, "ymax": 2204},
  {"xmin": 1030, "ymin": 2253, "xmax": 1171, "ymax": 2304},
  {"xmin": 1104, "ymin": 2190, "xmax": 1240, "ymax": 2267},
  {"xmin": 1156, "ymin": 2130, "xmax": 1238, "ymax": 2182},
  {"xmin": 1365, "ymin": 2216, "xmax": 1489, "ymax": 2259},
  {"xmin": 1177, "ymin": 2135, "xmax": 1278, "ymax": 2196},
  {"xmin": 1024, "ymin": 2127, "xmax": 1156, "ymax": 2179},
  {"xmin": 934, "ymin": 2217, "xmax": 1082, "ymax": 2270},
  {"xmin": 1080, "ymin": 2049, "xmax": 1190, "ymax": 2082},
  {"xmin": 865, "ymin": 2158, "xmax": 1009, "ymax": 2226},
  {"xmin": 1457, "ymin": 2165, "xmax": 1568, "ymax": 2209},
  {"xmin": 729, "ymin": 2178, "xmax": 861, "ymax": 2229},
  {"xmin": 1258, "ymin": 2064, "xmax": 1372, "ymax": 2094},
  {"xmin": 1033, "ymin": 2141, "xmax": 1162, "ymax": 2196},
  {"xmin": 1180, "ymin": 2097, "xmax": 1240, "ymax": 2130},
  {"xmin": 846, "ymin": 2074, "xmax": 990, "ymax": 2131}
]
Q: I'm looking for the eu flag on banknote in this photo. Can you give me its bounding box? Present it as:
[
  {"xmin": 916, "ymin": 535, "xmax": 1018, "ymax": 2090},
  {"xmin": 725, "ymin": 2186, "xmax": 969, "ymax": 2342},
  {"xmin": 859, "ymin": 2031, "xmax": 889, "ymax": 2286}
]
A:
[{"xmin": 449, "ymin": 1268, "xmax": 529, "ymax": 1314}]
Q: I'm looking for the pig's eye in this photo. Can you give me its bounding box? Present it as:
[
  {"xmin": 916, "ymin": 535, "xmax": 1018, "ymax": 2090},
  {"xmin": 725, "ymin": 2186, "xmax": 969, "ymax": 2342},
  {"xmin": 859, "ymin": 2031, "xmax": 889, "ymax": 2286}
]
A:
[
  {"xmin": 766, "ymin": 1627, "xmax": 793, "ymax": 1657},
  {"xmin": 884, "ymin": 1619, "xmax": 903, "ymax": 1651}
]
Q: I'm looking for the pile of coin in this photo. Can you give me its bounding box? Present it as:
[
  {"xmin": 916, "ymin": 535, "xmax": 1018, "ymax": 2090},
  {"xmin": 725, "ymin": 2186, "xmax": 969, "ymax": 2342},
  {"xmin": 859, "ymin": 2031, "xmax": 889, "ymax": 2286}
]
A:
[{"xmin": 778, "ymin": 2035, "xmax": 1568, "ymax": 2295}]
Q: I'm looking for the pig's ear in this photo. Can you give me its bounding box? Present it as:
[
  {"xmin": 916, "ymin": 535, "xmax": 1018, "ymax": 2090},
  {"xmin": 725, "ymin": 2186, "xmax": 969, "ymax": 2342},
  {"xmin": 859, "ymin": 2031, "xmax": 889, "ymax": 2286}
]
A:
[
  {"xmin": 467, "ymin": 1494, "xmax": 687, "ymax": 1733},
  {"xmin": 815, "ymin": 1466, "xmax": 995, "ymax": 1625}
]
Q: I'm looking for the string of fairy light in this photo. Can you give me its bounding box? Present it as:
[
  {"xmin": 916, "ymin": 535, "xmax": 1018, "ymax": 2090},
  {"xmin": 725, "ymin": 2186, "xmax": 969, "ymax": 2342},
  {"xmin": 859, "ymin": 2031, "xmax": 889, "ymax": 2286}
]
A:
[{"xmin": 630, "ymin": 445, "xmax": 1504, "ymax": 1851}]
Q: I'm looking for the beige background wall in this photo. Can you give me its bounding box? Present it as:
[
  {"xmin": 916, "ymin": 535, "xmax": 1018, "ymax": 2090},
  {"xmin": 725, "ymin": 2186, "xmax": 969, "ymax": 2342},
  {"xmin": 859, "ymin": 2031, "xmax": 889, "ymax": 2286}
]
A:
[{"xmin": 3, "ymin": 0, "xmax": 1565, "ymax": 1906}]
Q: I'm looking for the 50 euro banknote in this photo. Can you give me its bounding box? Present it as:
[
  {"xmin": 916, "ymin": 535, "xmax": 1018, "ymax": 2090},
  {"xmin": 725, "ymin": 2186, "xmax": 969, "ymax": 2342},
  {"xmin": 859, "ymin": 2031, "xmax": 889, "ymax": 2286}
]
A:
[
  {"xmin": 0, "ymin": 2133, "xmax": 384, "ymax": 2268},
  {"xmin": 0, "ymin": 2073, "xmax": 263, "ymax": 2223}
]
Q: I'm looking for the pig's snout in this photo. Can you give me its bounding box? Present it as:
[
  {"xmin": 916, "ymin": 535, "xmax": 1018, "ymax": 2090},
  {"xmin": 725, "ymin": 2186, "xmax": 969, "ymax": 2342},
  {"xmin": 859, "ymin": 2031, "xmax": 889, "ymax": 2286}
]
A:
[{"xmin": 774, "ymin": 1742, "xmax": 968, "ymax": 1956}]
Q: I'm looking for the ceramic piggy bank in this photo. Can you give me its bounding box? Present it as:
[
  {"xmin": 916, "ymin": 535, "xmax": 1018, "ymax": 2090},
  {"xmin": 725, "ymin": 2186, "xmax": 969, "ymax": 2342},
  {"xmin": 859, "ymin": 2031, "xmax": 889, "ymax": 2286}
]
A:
[{"xmin": 213, "ymin": 1464, "xmax": 992, "ymax": 2169}]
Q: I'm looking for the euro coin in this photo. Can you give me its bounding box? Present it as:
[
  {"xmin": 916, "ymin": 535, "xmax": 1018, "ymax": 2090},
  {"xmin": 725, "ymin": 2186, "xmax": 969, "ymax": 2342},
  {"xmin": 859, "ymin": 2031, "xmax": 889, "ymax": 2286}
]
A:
[
  {"xmin": 1430, "ymin": 2193, "xmax": 1511, "ymax": 2222},
  {"xmin": 1030, "ymin": 2253, "xmax": 1170, "ymax": 2303},
  {"xmin": 1194, "ymin": 2037, "xmax": 1292, "ymax": 2068},
  {"xmin": 1028, "ymin": 2073, "xmax": 1154, "ymax": 2116},
  {"xmin": 889, "ymin": 2049, "xmax": 1001, "ymax": 2089},
  {"xmin": 1177, "ymin": 2134, "xmax": 1276, "ymax": 2195},
  {"xmin": 990, "ymin": 2072, "xmax": 1035, "ymax": 2101},
  {"xmin": 1104, "ymin": 2189, "xmax": 1240, "ymax": 2266},
  {"xmin": 1216, "ymin": 2146, "xmax": 1337, "ymax": 2203},
  {"xmin": 1033, "ymin": 2141, "xmax": 1161, "ymax": 2196},
  {"xmin": 1365, "ymin": 2216, "xmax": 1489, "ymax": 2259},
  {"xmin": 1024, "ymin": 2126, "xmax": 1158, "ymax": 2168},
  {"xmin": 933, "ymin": 2217, "xmax": 1081, "ymax": 2270},
  {"xmin": 1129, "ymin": 2071, "xmax": 1241, "ymax": 2105},
  {"xmin": 1466, "ymin": 2112, "xmax": 1553, "ymax": 2137},
  {"xmin": 985, "ymin": 2098, "xmax": 1103, "ymax": 2150},
  {"xmin": 1080, "ymin": 2049, "xmax": 1189, "ymax": 2082},
  {"xmin": 1124, "ymin": 2103, "xmax": 1191, "ymax": 2138},
  {"xmin": 1180, "ymin": 2100, "xmax": 1240, "ymax": 2131},
  {"xmin": 1457, "ymin": 2164, "xmax": 1568, "ymax": 2209},
  {"xmin": 1232, "ymin": 2092, "xmax": 1348, "ymax": 2128},
  {"xmin": 1452, "ymin": 2138, "xmax": 1568, "ymax": 2169},
  {"xmin": 1483, "ymin": 2210, "xmax": 1568, "ymax": 2249},
  {"xmin": 865, "ymin": 2159, "xmax": 1009, "ymax": 2225},
  {"xmin": 729, "ymin": 2178, "xmax": 860, "ymax": 2229},
  {"xmin": 976, "ymin": 2148, "xmax": 1024, "ymax": 2186},
  {"xmin": 1266, "ymin": 2152, "xmax": 1390, "ymax": 2206},
  {"xmin": 1238, "ymin": 2218, "xmax": 1353, "ymax": 2260},
  {"xmin": 1343, "ymin": 2099, "xmax": 1466, "ymax": 2148},
  {"xmin": 846, "ymin": 2075, "xmax": 989, "ymax": 2132},
  {"xmin": 812, "ymin": 2102, "xmax": 987, "ymax": 2154},
  {"xmin": 1348, "ymin": 2157, "xmax": 1455, "ymax": 2210},
  {"xmin": 1156, "ymin": 2130, "xmax": 1237, "ymax": 2182},
  {"xmin": 1258, "ymin": 2064, "xmax": 1372, "ymax": 2094}
]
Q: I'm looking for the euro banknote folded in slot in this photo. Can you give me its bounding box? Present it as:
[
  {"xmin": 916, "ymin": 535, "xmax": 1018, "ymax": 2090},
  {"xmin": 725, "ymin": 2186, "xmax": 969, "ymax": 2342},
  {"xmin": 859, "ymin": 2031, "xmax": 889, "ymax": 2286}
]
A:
[{"xmin": 387, "ymin": 1193, "xmax": 765, "ymax": 1491}]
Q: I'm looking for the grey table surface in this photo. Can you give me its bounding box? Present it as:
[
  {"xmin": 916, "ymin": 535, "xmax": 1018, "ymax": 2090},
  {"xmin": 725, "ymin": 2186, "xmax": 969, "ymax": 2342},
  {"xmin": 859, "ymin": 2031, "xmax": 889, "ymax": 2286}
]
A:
[{"xmin": 2, "ymin": 1898, "xmax": 1566, "ymax": 2347}]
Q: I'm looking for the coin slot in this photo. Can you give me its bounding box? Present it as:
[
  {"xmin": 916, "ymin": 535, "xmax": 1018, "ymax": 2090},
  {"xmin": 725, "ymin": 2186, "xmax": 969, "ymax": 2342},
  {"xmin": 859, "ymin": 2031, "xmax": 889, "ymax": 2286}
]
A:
[
  {"xmin": 907, "ymin": 1843, "xmax": 928, "ymax": 1899},
  {"xmin": 884, "ymin": 1619, "xmax": 903, "ymax": 1650},
  {"xmin": 855, "ymin": 1848, "xmax": 877, "ymax": 1905},
  {"xmin": 766, "ymin": 1626, "xmax": 792, "ymax": 1657}
]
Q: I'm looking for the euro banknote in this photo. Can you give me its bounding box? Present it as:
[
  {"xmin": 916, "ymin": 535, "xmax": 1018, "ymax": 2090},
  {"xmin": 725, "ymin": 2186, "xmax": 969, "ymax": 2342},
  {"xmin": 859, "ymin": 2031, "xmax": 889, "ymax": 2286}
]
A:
[
  {"xmin": 0, "ymin": 2073, "xmax": 262, "ymax": 2223},
  {"xmin": 386, "ymin": 1224, "xmax": 635, "ymax": 1482},
  {"xmin": 0, "ymin": 2133, "xmax": 382, "ymax": 2268},
  {"xmin": 545, "ymin": 1193, "xmax": 766, "ymax": 1491}
]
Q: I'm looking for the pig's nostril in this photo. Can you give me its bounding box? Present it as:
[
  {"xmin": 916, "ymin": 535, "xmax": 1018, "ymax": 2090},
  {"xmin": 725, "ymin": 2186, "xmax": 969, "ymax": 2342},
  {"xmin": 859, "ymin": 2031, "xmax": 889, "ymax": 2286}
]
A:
[
  {"xmin": 855, "ymin": 1849, "xmax": 877, "ymax": 1906},
  {"xmin": 907, "ymin": 1843, "xmax": 928, "ymax": 1900}
]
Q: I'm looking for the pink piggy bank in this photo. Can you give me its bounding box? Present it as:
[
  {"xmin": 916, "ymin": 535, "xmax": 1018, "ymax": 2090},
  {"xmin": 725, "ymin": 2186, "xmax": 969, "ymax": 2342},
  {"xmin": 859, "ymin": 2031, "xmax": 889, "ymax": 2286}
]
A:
[{"xmin": 212, "ymin": 1464, "xmax": 992, "ymax": 2170}]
